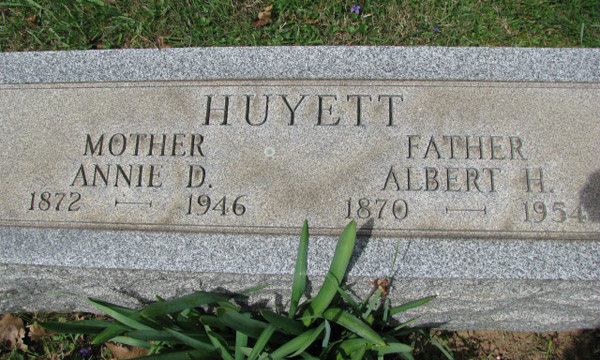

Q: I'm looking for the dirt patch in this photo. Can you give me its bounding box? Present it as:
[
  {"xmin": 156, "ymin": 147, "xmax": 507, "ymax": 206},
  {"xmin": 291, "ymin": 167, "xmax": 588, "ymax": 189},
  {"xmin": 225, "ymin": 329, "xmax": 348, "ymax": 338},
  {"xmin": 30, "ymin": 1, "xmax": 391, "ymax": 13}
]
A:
[{"xmin": 416, "ymin": 329, "xmax": 600, "ymax": 360}]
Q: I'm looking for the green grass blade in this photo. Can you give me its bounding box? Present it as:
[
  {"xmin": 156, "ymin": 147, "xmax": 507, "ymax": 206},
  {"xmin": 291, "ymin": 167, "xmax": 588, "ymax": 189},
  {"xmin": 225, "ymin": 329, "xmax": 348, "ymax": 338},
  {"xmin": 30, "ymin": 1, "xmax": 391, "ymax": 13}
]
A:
[
  {"xmin": 111, "ymin": 336, "xmax": 153, "ymax": 349},
  {"xmin": 261, "ymin": 310, "xmax": 306, "ymax": 335},
  {"xmin": 204, "ymin": 325, "xmax": 235, "ymax": 360},
  {"xmin": 290, "ymin": 220, "xmax": 309, "ymax": 317},
  {"xmin": 217, "ymin": 307, "xmax": 269, "ymax": 339},
  {"xmin": 322, "ymin": 319, "xmax": 331, "ymax": 348},
  {"xmin": 382, "ymin": 298, "xmax": 391, "ymax": 324},
  {"xmin": 247, "ymin": 324, "xmax": 275, "ymax": 360},
  {"xmin": 141, "ymin": 292, "xmax": 228, "ymax": 316},
  {"xmin": 327, "ymin": 273, "xmax": 361, "ymax": 315},
  {"xmin": 387, "ymin": 239, "xmax": 402, "ymax": 280},
  {"xmin": 389, "ymin": 296, "xmax": 436, "ymax": 316},
  {"xmin": 322, "ymin": 308, "xmax": 386, "ymax": 346},
  {"xmin": 38, "ymin": 321, "xmax": 109, "ymax": 335},
  {"xmin": 0, "ymin": 3, "xmax": 32, "ymax": 7},
  {"xmin": 363, "ymin": 289, "xmax": 383, "ymax": 320},
  {"xmin": 165, "ymin": 328, "xmax": 216, "ymax": 352},
  {"xmin": 302, "ymin": 221, "xmax": 356, "ymax": 326},
  {"xmin": 23, "ymin": 0, "xmax": 43, "ymax": 10},
  {"xmin": 88, "ymin": 298, "xmax": 154, "ymax": 331},
  {"xmin": 268, "ymin": 322, "xmax": 325, "ymax": 359},
  {"xmin": 235, "ymin": 330, "xmax": 248, "ymax": 360},
  {"xmin": 392, "ymin": 317, "xmax": 420, "ymax": 333},
  {"xmin": 419, "ymin": 330, "xmax": 454, "ymax": 360},
  {"xmin": 84, "ymin": 0, "xmax": 110, "ymax": 7},
  {"xmin": 91, "ymin": 324, "xmax": 126, "ymax": 344}
]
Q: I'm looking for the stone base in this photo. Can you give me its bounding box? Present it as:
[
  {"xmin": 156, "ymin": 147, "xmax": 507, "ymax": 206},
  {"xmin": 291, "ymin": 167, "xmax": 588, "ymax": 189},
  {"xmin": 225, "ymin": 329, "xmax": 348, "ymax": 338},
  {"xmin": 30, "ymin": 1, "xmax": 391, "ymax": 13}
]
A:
[{"xmin": 2, "ymin": 226, "xmax": 599, "ymax": 332}]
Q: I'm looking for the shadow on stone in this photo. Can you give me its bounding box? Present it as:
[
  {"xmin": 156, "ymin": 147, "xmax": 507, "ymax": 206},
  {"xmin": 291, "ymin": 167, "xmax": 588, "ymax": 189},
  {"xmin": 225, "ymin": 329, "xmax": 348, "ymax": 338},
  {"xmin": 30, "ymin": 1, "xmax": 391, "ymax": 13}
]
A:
[
  {"xmin": 347, "ymin": 218, "xmax": 374, "ymax": 275},
  {"xmin": 113, "ymin": 287, "xmax": 154, "ymax": 306},
  {"xmin": 210, "ymin": 286, "xmax": 270, "ymax": 313},
  {"xmin": 580, "ymin": 169, "xmax": 600, "ymax": 222}
]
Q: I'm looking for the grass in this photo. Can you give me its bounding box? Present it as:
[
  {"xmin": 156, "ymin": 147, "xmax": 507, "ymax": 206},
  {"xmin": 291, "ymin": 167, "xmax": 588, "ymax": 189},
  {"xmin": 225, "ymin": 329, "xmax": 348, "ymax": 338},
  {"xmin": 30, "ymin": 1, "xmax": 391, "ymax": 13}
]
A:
[{"xmin": 0, "ymin": 0, "xmax": 599, "ymax": 51}]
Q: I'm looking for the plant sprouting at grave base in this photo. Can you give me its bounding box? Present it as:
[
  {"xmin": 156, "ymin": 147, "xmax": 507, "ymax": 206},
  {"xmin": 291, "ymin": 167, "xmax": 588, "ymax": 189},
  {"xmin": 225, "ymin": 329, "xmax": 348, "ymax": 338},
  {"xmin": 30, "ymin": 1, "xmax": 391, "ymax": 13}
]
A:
[{"xmin": 40, "ymin": 220, "xmax": 453, "ymax": 359}]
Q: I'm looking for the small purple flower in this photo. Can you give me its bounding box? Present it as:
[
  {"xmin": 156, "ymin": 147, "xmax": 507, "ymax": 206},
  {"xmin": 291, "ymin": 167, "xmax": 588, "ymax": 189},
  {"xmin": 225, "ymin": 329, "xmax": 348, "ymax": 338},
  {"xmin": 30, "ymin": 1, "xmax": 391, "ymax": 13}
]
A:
[
  {"xmin": 350, "ymin": 5, "xmax": 361, "ymax": 14},
  {"xmin": 79, "ymin": 347, "xmax": 93, "ymax": 357},
  {"xmin": 433, "ymin": 27, "xmax": 441, "ymax": 32}
]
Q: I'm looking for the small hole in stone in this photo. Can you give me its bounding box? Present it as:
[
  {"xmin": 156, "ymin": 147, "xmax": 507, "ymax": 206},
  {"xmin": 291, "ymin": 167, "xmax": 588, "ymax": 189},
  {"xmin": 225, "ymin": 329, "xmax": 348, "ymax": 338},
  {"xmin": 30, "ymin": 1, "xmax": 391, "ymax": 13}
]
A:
[{"xmin": 264, "ymin": 147, "xmax": 275, "ymax": 157}]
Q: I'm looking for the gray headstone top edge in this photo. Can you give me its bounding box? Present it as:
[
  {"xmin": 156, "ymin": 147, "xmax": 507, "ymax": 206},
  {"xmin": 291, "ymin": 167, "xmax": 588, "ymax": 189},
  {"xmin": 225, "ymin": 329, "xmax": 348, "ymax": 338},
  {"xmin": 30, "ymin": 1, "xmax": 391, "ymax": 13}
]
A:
[{"xmin": 1, "ymin": 46, "xmax": 598, "ymax": 84}]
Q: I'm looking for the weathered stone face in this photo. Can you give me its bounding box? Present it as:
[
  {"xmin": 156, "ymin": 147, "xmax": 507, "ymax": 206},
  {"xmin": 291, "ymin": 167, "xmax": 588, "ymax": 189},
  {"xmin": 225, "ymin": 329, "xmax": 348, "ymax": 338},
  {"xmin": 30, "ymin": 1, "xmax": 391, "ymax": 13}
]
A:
[
  {"xmin": 1, "ymin": 80, "xmax": 598, "ymax": 239},
  {"xmin": 1, "ymin": 47, "xmax": 599, "ymax": 332}
]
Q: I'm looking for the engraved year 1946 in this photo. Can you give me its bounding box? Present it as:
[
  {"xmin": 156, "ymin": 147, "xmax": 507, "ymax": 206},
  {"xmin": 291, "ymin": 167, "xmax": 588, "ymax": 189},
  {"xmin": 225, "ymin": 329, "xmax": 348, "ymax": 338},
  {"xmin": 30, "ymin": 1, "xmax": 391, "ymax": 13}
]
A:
[{"xmin": 186, "ymin": 194, "xmax": 247, "ymax": 216}]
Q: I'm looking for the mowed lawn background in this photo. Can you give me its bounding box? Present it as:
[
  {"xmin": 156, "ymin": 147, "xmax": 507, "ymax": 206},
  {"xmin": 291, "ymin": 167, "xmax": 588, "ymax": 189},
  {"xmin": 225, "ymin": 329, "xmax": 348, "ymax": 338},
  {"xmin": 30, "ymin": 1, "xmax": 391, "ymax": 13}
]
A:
[{"xmin": 1, "ymin": 0, "xmax": 599, "ymax": 51}]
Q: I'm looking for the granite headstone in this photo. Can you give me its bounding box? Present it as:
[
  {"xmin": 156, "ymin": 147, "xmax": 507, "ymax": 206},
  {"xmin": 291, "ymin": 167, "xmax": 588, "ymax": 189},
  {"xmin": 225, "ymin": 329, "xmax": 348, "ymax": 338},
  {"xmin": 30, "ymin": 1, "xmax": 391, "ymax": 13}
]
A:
[{"xmin": 1, "ymin": 47, "xmax": 599, "ymax": 331}]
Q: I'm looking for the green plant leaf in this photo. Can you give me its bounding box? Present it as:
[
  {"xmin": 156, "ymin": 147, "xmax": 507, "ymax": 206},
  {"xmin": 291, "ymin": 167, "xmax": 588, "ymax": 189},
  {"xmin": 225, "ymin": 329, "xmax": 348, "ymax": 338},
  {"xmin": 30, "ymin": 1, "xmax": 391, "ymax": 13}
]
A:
[
  {"xmin": 322, "ymin": 319, "xmax": 331, "ymax": 348},
  {"xmin": 217, "ymin": 307, "xmax": 269, "ymax": 339},
  {"xmin": 38, "ymin": 320, "xmax": 109, "ymax": 335},
  {"xmin": 398, "ymin": 352, "xmax": 416, "ymax": 360},
  {"xmin": 199, "ymin": 315, "xmax": 227, "ymax": 330},
  {"xmin": 91, "ymin": 324, "xmax": 127, "ymax": 344},
  {"xmin": 418, "ymin": 330, "xmax": 454, "ymax": 360},
  {"xmin": 140, "ymin": 291, "xmax": 228, "ymax": 316},
  {"xmin": 337, "ymin": 338, "xmax": 368, "ymax": 359},
  {"xmin": 204, "ymin": 325, "xmax": 235, "ymax": 360},
  {"xmin": 323, "ymin": 308, "xmax": 386, "ymax": 346},
  {"xmin": 382, "ymin": 298, "xmax": 391, "ymax": 324},
  {"xmin": 392, "ymin": 317, "xmax": 420, "ymax": 332},
  {"xmin": 261, "ymin": 310, "xmax": 306, "ymax": 335},
  {"xmin": 300, "ymin": 353, "xmax": 320, "ymax": 360},
  {"xmin": 136, "ymin": 349, "xmax": 216, "ymax": 359},
  {"xmin": 371, "ymin": 342, "xmax": 412, "ymax": 355},
  {"xmin": 389, "ymin": 296, "xmax": 436, "ymax": 316},
  {"xmin": 247, "ymin": 324, "xmax": 275, "ymax": 360},
  {"xmin": 126, "ymin": 329, "xmax": 208, "ymax": 342},
  {"xmin": 88, "ymin": 299, "xmax": 138, "ymax": 315},
  {"xmin": 328, "ymin": 274, "xmax": 361, "ymax": 316},
  {"xmin": 88, "ymin": 298, "xmax": 154, "ymax": 331},
  {"xmin": 235, "ymin": 330, "xmax": 248, "ymax": 360},
  {"xmin": 165, "ymin": 328, "xmax": 216, "ymax": 352},
  {"xmin": 302, "ymin": 220, "xmax": 356, "ymax": 326},
  {"xmin": 111, "ymin": 335, "xmax": 153, "ymax": 349},
  {"xmin": 363, "ymin": 288, "xmax": 383, "ymax": 320},
  {"xmin": 290, "ymin": 220, "xmax": 309, "ymax": 317},
  {"xmin": 268, "ymin": 322, "xmax": 325, "ymax": 359}
]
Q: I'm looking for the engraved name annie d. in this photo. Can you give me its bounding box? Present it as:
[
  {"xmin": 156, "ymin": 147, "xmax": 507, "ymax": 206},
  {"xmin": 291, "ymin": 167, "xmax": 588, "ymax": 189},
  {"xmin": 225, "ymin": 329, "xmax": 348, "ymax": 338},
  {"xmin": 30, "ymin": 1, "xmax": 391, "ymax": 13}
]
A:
[{"xmin": 70, "ymin": 133, "xmax": 206, "ymax": 188}]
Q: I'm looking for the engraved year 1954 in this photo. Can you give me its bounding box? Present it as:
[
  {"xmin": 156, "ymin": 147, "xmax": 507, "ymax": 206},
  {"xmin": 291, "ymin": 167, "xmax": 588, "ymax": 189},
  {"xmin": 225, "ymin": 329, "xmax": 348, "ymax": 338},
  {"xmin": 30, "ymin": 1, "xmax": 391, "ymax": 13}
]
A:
[{"xmin": 523, "ymin": 200, "xmax": 587, "ymax": 224}]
